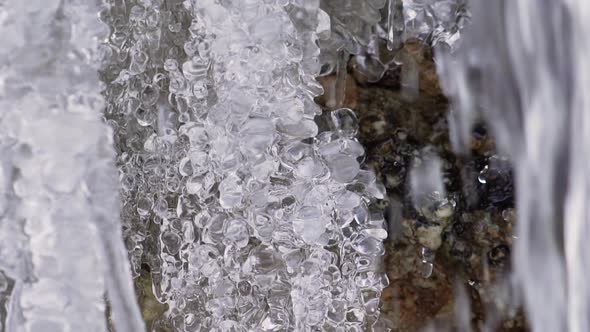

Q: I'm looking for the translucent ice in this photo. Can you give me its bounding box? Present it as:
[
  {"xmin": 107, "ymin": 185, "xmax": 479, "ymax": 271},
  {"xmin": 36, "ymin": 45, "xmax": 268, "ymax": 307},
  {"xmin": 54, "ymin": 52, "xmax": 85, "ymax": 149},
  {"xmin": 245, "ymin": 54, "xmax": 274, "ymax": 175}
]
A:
[
  {"xmin": 0, "ymin": 1, "xmax": 143, "ymax": 331},
  {"xmin": 100, "ymin": 0, "xmax": 388, "ymax": 329}
]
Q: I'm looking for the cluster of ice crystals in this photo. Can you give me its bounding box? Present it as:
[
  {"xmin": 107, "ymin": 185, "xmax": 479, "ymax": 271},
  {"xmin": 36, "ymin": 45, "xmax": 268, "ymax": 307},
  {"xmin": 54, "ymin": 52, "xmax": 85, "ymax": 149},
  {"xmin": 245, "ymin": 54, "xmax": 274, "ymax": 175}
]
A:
[
  {"xmin": 317, "ymin": 0, "xmax": 386, "ymax": 73},
  {"xmin": 0, "ymin": 1, "xmax": 144, "ymax": 331},
  {"xmin": 101, "ymin": 0, "xmax": 388, "ymax": 330},
  {"xmin": 401, "ymin": 0, "xmax": 469, "ymax": 49},
  {"xmin": 316, "ymin": 0, "xmax": 468, "ymax": 87}
]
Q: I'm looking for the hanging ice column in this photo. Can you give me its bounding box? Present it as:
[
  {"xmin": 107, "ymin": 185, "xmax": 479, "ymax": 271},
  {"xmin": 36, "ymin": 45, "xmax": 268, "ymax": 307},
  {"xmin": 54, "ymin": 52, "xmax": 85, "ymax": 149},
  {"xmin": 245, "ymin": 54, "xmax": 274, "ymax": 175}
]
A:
[
  {"xmin": 0, "ymin": 1, "xmax": 144, "ymax": 331},
  {"xmin": 101, "ymin": 0, "xmax": 388, "ymax": 330}
]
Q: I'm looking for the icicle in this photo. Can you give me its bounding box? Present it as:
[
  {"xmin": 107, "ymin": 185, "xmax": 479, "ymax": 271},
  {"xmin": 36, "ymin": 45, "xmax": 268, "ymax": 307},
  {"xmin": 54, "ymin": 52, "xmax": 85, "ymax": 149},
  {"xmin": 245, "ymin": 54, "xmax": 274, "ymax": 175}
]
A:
[
  {"xmin": 387, "ymin": 0, "xmax": 397, "ymax": 51},
  {"xmin": 385, "ymin": 0, "xmax": 405, "ymax": 51},
  {"xmin": 334, "ymin": 48, "xmax": 349, "ymax": 109}
]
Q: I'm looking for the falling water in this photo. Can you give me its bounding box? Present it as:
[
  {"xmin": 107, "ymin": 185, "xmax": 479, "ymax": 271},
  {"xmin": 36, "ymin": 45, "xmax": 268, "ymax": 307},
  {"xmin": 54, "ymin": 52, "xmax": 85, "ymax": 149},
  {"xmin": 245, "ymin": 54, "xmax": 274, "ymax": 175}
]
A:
[{"xmin": 438, "ymin": 0, "xmax": 590, "ymax": 331}]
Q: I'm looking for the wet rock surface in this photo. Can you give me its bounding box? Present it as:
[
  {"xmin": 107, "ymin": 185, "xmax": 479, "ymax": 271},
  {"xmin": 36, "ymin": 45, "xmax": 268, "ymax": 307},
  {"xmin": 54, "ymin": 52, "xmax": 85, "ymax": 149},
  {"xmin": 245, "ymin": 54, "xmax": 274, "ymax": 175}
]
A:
[{"xmin": 317, "ymin": 40, "xmax": 526, "ymax": 331}]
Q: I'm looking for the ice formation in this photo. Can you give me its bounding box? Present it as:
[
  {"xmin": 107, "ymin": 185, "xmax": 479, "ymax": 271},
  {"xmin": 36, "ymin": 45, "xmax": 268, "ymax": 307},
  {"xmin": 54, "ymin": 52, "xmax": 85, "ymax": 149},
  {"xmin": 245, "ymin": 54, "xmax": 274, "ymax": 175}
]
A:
[
  {"xmin": 0, "ymin": 1, "xmax": 144, "ymax": 331},
  {"xmin": 318, "ymin": 0, "xmax": 386, "ymax": 76},
  {"xmin": 318, "ymin": 0, "xmax": 468, "ymax": 86},
  {"xmin": 400, "ymin": 0, "xmax": 468, "ymax": 49},
  {"xmin": 101, "ymin": 0, "xmax": 388, "ymax": 330}
]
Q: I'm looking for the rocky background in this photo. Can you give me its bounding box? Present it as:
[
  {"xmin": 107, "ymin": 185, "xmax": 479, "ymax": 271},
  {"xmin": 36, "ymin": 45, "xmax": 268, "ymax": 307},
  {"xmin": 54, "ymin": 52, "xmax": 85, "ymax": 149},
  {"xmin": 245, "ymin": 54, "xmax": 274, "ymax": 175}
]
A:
[{"xmin": 317, "ymin": 40, "xmax": 526, "ymax": 332}]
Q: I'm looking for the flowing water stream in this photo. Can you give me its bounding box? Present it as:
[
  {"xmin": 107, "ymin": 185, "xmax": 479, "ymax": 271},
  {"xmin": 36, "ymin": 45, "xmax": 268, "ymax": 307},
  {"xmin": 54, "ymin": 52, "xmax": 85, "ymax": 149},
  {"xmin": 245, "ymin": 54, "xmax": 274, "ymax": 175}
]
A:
[{"xmin": 438, "ymin": 0, "xmax": 590, "ymax": 331}]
